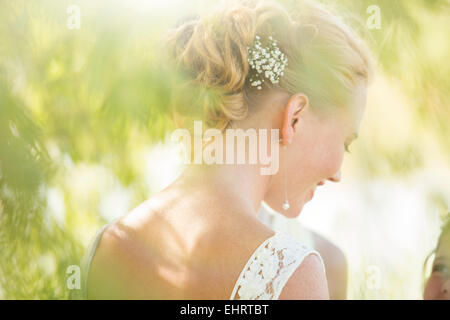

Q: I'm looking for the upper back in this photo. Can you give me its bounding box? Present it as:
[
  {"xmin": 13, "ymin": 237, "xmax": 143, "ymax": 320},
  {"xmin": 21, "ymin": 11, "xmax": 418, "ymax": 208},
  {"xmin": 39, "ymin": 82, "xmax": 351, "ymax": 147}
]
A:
[{"xmin": 83, "ymin": 198, "xmax": 327, "ymax": 299}]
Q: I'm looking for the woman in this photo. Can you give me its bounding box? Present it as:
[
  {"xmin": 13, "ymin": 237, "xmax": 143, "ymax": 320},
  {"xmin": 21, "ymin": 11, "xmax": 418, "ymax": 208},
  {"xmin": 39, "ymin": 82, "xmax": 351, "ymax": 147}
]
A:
[
  {"xmin": 83, "ymin": 0, "xmax": 372, "ymax": 299},
  {"xmin": 424, "ymin": 217, "xmax": 450, "ymax": 300}
]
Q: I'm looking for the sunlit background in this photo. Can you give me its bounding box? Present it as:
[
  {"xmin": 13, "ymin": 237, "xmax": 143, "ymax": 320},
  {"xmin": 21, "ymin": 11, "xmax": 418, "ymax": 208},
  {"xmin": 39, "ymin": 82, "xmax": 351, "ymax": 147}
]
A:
[{"xmin": 0, "ymin": 0, "xmax": 449, "ymax": 299}]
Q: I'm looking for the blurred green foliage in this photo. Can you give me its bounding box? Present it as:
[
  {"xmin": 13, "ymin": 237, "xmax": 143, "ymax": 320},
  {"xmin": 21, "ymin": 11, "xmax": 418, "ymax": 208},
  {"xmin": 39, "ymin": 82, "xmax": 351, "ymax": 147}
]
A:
[{"xmin": 0, "ymin": 0, "xmax": 448, "ymax": 299}]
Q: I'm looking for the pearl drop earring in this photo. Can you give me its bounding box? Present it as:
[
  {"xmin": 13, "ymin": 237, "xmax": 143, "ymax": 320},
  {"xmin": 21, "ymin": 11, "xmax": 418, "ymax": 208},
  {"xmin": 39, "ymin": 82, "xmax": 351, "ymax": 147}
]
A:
[{"xmin": 281, "ymin": 143, "xmax": 290, "ymax": 211}]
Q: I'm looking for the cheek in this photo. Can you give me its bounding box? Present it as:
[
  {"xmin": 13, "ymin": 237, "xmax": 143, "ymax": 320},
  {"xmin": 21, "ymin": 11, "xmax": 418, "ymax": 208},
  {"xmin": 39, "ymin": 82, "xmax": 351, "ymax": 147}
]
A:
[
  {"xmin": 308, "ymin": 135, "xmax": 344, "ymax": 179},
  {"xmin": 290, "ymin": 134, "xmax": 344, "ymax": 183},
  {"xmin": 323, "ymin": 143, "xmax": 344, "ymax": 174},
  {"xmin": 288, "ymin": 114, "xmax": 346, "ymax": 184}
]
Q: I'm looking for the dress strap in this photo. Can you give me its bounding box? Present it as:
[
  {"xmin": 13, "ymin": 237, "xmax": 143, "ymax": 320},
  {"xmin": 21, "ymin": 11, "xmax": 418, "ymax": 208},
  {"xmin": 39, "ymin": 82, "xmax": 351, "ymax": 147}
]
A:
[
  {"xmin": 84, "ymin": 224, "xmax": 110, "ymax": 298},
  {"xmin": 229, "ymin": 232, "xmax": 324, "ymax": 300},
  {"xmin": 70, "ymin": 223, "xmax": 110, "ymax": 299}
]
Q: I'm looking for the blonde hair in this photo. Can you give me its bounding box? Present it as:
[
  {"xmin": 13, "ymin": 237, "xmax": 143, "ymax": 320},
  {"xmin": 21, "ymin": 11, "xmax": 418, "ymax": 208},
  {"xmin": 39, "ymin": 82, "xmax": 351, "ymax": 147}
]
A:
[{"xmin": 165, "ymin": 0, "xmax": 373, "ymax": 132}]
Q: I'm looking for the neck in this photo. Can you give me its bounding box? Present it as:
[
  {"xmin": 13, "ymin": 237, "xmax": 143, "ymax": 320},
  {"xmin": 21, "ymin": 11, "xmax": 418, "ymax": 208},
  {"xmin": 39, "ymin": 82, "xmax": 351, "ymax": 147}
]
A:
[{"xmin": 177, "ymin": 162, "xmax": 272, "ymax": 216}]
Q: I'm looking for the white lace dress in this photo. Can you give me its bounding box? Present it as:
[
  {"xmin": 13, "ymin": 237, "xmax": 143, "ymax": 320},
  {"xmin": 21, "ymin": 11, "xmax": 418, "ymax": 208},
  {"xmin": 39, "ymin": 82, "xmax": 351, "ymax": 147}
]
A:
[{"xmin": 230, "ymin": 232, "xmax": 325, "ymax": 300}]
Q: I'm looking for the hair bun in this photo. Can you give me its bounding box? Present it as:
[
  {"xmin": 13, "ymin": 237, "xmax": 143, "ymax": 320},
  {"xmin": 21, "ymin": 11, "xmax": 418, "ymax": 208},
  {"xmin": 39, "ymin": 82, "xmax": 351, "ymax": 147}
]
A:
[{"xmin": 165, "ymin": 3, "xmax": 264, "ymax": 130}]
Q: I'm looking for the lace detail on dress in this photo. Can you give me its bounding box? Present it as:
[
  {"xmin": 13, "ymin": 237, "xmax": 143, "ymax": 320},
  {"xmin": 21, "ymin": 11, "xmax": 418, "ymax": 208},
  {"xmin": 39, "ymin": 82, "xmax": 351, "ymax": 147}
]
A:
[{"xmin": 230, "ymin": 232, "xmax": 323, "ymax": 300}]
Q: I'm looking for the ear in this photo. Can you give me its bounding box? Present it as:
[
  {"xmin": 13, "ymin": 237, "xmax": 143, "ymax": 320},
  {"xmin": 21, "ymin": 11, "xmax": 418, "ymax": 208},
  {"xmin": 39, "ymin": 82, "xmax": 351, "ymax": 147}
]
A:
[{"xmin": 281, "ymin": 93, "xmax": 309, "ymax": 144}]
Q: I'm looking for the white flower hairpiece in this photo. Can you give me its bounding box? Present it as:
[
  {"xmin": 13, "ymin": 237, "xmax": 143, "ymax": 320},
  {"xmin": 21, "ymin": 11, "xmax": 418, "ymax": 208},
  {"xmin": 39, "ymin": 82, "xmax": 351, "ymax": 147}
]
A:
[{"xmin": 247, "ymin": 35, "xmax": 288, "ymax": 90}]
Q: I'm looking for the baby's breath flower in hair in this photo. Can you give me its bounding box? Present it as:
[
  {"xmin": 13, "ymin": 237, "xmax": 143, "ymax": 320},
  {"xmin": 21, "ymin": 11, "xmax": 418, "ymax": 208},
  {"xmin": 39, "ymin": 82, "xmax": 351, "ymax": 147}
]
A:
[{"xmin": 247, "ymin": 35, "xmax": 288, "ymax": 90}]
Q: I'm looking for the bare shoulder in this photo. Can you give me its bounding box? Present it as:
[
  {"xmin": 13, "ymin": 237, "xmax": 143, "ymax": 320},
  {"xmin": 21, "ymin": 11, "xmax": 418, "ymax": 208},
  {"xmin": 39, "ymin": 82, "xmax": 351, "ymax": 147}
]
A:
[
  {"xmin": 310, "ymin": 231, "xmax": 347, "ymax": 299},
  {"xmin": 312, "ymin": 231, "xmax": 347, "ymax": 270},
  {"xmin": 278, "ymin": 252, "xmax": 329, "ymax": 300},
  {"xmin": 87, "ymin": 204, "xmax": 161, "ymax": 299},
  {"xmin": 86, "ymin": 224, "xmax": 137, "ymax": 299}
]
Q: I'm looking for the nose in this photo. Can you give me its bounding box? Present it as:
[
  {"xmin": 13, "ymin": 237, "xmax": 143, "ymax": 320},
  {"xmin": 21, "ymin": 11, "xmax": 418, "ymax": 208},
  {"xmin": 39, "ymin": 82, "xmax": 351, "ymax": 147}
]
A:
[{"xmin": 328, "ymin": 170, "xmax": 341, "ymax": 183}]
